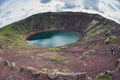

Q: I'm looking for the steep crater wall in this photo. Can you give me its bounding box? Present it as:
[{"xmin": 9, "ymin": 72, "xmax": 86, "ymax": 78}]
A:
[
  {"xmin": 0, "ymin": 12, "xmax": 119, "ymax": 48},
  {"xmin": 8, "ymin": 12, "xmax": 119, "ymax": 38}
]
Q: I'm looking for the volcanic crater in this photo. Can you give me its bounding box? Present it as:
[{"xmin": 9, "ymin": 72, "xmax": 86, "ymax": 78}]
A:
[{"xmin": 0, "ymin": 12, "xmax": 120, "ymax": 80}]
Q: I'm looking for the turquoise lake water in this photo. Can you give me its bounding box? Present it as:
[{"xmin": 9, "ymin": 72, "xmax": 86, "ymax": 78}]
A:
[{"xmin": 27, "ymin": 30, "xmax": 80, "ymax": 48}]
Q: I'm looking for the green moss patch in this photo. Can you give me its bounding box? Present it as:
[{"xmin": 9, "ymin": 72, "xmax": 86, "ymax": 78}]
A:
[
  {"xmin": 84, "ymin": 24, "xmax": 107, "ymax": 40},
  {"xmin": 50, "ymin": 55, "xmax": 66, "ymax": 62},
  {"xmin": 48, "ymin": 48, "xmax": 60, "ymax": 52},
  {"xmin": 105, "ymin": 35, "xmax": 116, "ymax": 44},
  {"xmin": 94, "ymin": 73, "xmax": 112, "ymax": 80}
]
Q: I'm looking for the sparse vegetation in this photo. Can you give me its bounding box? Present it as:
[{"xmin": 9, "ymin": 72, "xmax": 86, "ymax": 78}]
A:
[
  {"xmin": 94, "ymin": 73, "xmax": 112, "ymax": 80},
  {"xmin": 85, "ymin": 23, "xmax": 107, "ymax": 40},
  {"xmin": 60, "ymin": 45, "xmax": 68, "ymax": 49},
  {"xmin": 48, "ymin": 47, "xmax": 60, "ymax": 52},
  {"xmin": 38, "ymin": 52, "xmax": 66, "ymax": 62},
  {"xmin": 105, "ymin": 35, "xmax": 116, "ymax": 44},
  {"xmin": 47, "ymin": 46, "xmax": 68, "ymax": 51},
  {"xmin": 85, "ymin": 20, "xmax": 99, "ymax": 31},
  {"xmin": 50, "ymin": 55, "xmax": 66, "ymax": 62},
  {"xmin": 0, "ymin": 25, "xmax": 31, "ymax": 49}
]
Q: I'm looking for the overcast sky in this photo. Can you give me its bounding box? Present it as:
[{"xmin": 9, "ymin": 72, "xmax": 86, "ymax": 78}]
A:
[{"xmin": 0, "ymin": 0, "xmax": 120, "ymax": 28}]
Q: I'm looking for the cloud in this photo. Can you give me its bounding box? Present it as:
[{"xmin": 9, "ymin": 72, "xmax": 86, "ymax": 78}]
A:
[
  {"xmin": 83, "ymin": 0, "xmax": 99, "ymax": 10},
  {"xmin": 0, "ymin": 0, "xmax": 120, "ymax": 28},
  {"xmin": 40, "ymin": 0, "xmax": 51, "ymax": 4},
  {"xmin": 64, "ymin": 3, "xmax": 76, "ymax": 9},
  {"xmin": 60, "ymin": 0, "xmax": 77, "ymax": 9}
]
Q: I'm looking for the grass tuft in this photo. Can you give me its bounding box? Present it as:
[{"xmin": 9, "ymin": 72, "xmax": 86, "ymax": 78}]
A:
[
  {"xmin": 94, "ymin": 73, "xmax": 112, "ymax": 80},
  {"xmin": 105, "ymin": 35, "xmax": 116, "ymax": 44},
  {"xmin": 50, "ymin": 55, "xmax": 66, "ymax": 62}
]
